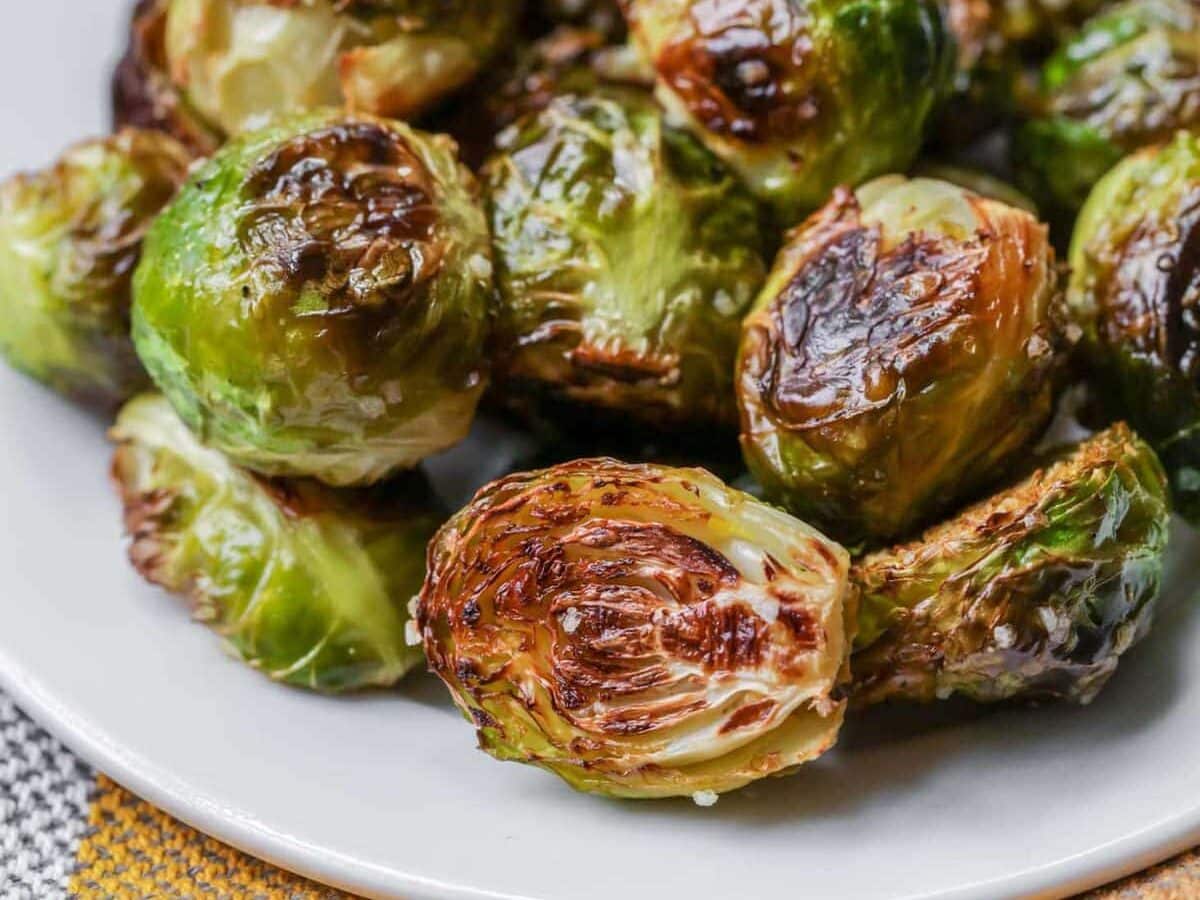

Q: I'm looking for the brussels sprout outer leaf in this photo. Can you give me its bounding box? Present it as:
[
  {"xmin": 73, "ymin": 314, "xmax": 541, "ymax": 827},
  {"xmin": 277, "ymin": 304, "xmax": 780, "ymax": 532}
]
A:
[
  {"xmin": 133, "ymin": 110, "xmax": 493, "ymax": 485},
  {"xmin": 0, "ymin": 129, "xmax": 191, "ymax": 408},
  {"xmin": 852, "ymin": 424, "xmax": 1171, "ymax": 705},
  {"xmin": 418, "ymin": 459, "xmax": 854, "ymax": 798},
  {"xmin": 110, "ymin": 394, "xmax": 436, "ymax": 692}
]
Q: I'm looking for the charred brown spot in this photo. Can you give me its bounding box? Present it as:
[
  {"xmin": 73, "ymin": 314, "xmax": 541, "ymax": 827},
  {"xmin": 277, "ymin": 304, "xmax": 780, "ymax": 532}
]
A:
[
  {"xmin": 777, "ymin": 604, "xmax": 822, "ymax": 650},
  {"xmin": 110, "ymin": 444, "xmax": 173, "ymax": 575},
  {"xmin": 654, "ymin": 0, "xmax": 821, "ymax": 143},
  {"xmin": 470, "ymin": 707, "xmax": 500, "ymax": 730},
  {"xmin": 758, "ymin": 194, "xmax": 988, "ymax": 430},
  {"xmin": 238, "ymin": 122, "xmax": 444, "ymax": 364},
  {"xmin": 719, "ymin": 698, "xmax": 777, "ymax": 734},
  {"xmin": 660, "ymin": 601, "xmax": 771, "ymax": 671},
  {"xmin": 568, "ymin": 342, "xmax": 682, "ymax": 385},
  {"xmin": 460, "ymin": 597, "xmax": 482, "ymax": 627}
]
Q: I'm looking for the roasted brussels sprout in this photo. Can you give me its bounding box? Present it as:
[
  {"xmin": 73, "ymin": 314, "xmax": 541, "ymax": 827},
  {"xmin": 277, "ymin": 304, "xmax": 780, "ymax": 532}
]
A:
[
  {"xmin": 0, "ymin": 129, "xmax": 191, "ymax": 408},
  {"xmin": 418, "ymin": 459, "xmax": 854, "ymax": 799},
  {"xmin": 1014, "ymin": 0, "xmax": 1200, "ymax": 226},
  {"xmin": 737, "ymin": 174, "xmax": 1068, "ymax": 546},
  {"xmin": 1068, "ymin": 131, "xmax": 1200, "ymax": 521},
  {"xmin": 484, "ymin": 87, "xmax": 769, "ymax": 430},
  {"xmin": 162, "ymin": 0, "xmax": 522, "ymax": 137},
  {"xmin": 112, "ymin": 0, "xmax": 222, "ymax": 156},
  {"xmin": 622, "ymin": 0, "xmax": 955, "ymax": 221},
  {"xmin": 111, "ymin": 394, "xmax": 439, "ymax": 692},
  {"xmin": 133, "ymin": 110, "xmax": 492, "ymax": 486},
  {"xmin": 853, "ymin": 424, "xmax": 1171, "ymax": 705}
]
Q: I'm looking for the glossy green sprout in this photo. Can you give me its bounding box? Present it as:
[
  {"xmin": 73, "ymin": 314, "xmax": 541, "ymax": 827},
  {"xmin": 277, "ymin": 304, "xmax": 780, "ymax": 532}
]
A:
[
  {"xmin": 0, "ymin": 129, "xmax": 190, "ymax": 408},
  {"xmin": 111, "ymin": 393, "xmax": 440, "ymax": 692},
  {"xmin": 853, "ymin": 424, "xmax": 1171, "ymax": 705},
  {"xmin": 484, "ymin": 86, "xmax": 768, "ymax": 429},
  {"xmin": 1015, "ymin": 0, "xmax": 1200, "ymax": 226},
  {"xmin": 419, "ymin": 458, "xmax": 854, "ymax": 799},
  {"xmin": 1069, "ymin": 131, "xmax": 1200, "ymax": 521},
  {"xmin": 623, "ymin": 0, "xmax": 955, "ymax": 221},
  {"xmin": 738, "ymin": 174, "xmax": 1068, "ymax": 546},
  {"xmin": 163, "ymin": 0, "xmax": 522, "ymax": 136},
  {"xmin": 133, "ymin": 110, "xmax": 493, "ymax": 486}
]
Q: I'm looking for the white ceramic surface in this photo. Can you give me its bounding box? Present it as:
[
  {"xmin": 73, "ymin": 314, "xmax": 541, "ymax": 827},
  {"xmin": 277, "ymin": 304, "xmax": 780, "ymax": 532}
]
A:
[{"xmin": 3, "ymin": 4, "xmax": 1200, "ymax": 899}]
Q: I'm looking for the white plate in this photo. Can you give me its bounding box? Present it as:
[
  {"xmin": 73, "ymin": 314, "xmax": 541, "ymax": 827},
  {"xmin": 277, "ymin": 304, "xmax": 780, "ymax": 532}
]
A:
[{"xmin": 4, "ymin": 4, "xmax": 1200, "ymax": 899}]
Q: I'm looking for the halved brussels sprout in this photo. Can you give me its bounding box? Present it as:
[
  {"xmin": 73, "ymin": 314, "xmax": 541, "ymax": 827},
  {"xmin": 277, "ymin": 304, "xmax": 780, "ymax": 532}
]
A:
[
  {"xmin": 112, "ymin": 0, "xmax": 222, "ymax": 156},
  {"xmin": 1068, "ymin": 131, "xmax": 1200, "ymax": 521},
  {"xmin": 417, "ymin": 459, "xmax": 854, "ymax": 799},
  {"xmin": 853, "ymin": 424, "xmax": 1171, "ymax": 705},
  {"xmin": 483, "ymin": 87, "xmax": 769, "ymax": 430},
  {"xmin": 622, "ymin": 0, "xmax": 955, "ymax": 221},
  {"xmin": 111, "ymin": 394, "xmax": 439, "ymax": 692},
  {"xmin": 0, "ymin": 129, "xmax": 191, "ymax": 408},
  {"xmin": 737, "ymin": 174, "xmax": 1069, "ymax": 546},
  {"xmin": 163, "ymin": 0, "xmax": 522, "ymax": 137},
  {"xmin": 133, "ymin": 110, "xmax": 493, "ymax": 486},
  {"xmin": 1014, "ymin": 0, "xmax": 1200, "ymax": 226}
]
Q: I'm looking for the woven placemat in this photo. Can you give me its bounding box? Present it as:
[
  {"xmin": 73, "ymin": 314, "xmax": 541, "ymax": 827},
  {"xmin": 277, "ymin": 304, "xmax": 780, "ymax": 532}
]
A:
[{"xmin": 2, "ymin": 692, "xmax": 1193, "ymax": 899}]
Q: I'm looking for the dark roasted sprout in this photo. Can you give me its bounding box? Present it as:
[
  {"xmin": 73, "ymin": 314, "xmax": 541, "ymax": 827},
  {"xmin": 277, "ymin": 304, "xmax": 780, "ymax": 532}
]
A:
[
  {"xmin": 111, "ymin": 394, "xmax": 439, "ymax": 691},
  {"xmin": 1069, "ymin": 131, "xmax": 1200, "ymax": 521},
  {"xmin": 0, "ymin": 129, "xmax": 191, "ymax": 408},
  {"xmin": 417, "ymin": 459, "xmax": 854, "ymax": 799},
  {"xmin": 133, "ymin": 110, "xmax": 493, "ymax": 487},
  {"xmin": 853, "ymin": 424, "xmax": 1171, "ymax": 705},
  {"xmin": 162, "ymin": 0, "xmax": 522, "ymax": 137},
  {"xmin": 622, "ymin": 0, "xmax": 956, "ymax": 222},
  {"xmin": 1014, "ymin": 0, "xmax": 1200, "ymax": 228},
  {"xmin": 737, "ymin": 174, "xmax": 1068, "ymax": 546},
  {"xmin": 112, "ymin": 0, "xmax": 222, "ymax": 156},
  {"xmin": 484, "ymin": 87, "xmax": 769, "ymax": 430}
]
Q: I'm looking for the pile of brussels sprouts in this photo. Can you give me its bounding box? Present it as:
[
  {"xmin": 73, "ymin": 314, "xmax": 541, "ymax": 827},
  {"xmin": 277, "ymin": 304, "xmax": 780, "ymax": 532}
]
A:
[{"xmin": 1, "ymin": 0, "xmax": 1197, "ymax": 803}]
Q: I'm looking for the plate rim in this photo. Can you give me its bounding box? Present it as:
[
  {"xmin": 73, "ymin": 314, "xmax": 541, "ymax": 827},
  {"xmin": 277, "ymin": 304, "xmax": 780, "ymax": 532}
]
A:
[{"xmin": 4, "ymin": 641, "xmax": 1200, "ymax": 900}]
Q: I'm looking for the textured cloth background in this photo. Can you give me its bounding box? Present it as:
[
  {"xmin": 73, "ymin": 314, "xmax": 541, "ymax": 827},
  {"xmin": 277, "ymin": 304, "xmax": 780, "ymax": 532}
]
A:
[{"xmin": 2, "ymin": 690, "xmax": 1196, "ymax": 898}]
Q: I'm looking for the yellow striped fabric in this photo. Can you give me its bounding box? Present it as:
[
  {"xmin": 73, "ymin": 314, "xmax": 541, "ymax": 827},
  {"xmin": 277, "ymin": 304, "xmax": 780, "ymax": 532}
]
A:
[{"xmin": 69, "ymin": 777, "xmax": 355, "ymax": 899}]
